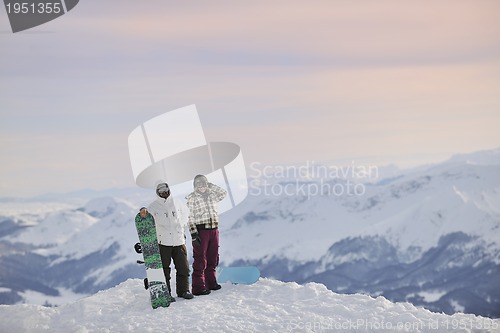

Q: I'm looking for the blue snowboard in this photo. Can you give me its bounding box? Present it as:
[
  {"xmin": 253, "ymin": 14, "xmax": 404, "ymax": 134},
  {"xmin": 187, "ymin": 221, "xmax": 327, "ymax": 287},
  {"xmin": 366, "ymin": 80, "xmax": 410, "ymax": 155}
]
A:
[{"xmin": 217, "ymin": 266, "xmax": 260, "ymax": 284}]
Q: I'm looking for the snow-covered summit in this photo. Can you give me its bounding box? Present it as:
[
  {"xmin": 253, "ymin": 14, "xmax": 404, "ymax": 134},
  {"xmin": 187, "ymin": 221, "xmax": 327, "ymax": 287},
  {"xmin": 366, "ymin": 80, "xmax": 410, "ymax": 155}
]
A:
[
  {"xmin": 1, "ymin": 278, "xmax": 498, "ymax": 333},
  {"xmin": 78, "ymin": 196, "xmax": 133, "ymax": 218},
  {"xmin": 445, "ymin": 148, "xmax": 500, "ymax": 166},
  {"xmin": 10, "ymin": 210, "xmax": 97, "ymax": 247}
]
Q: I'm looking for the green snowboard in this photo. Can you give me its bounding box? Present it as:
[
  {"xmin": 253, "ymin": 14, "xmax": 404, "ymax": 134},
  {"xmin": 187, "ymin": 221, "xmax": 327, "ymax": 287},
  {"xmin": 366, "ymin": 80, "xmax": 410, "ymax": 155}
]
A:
[{"xmin": 135, "ymin": 212, "xmax": 171, "ymax": 309}]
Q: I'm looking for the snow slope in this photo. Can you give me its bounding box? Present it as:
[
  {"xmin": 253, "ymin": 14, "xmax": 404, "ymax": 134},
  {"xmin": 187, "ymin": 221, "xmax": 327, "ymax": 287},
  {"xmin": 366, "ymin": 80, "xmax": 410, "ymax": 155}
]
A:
[
  {"xmin": 10, "ymin": 210, "xmax": 97, "ymax": 246},
  {"xmin": 35, "ymin": 197, "xmax": 141, "ymax": 286},
  {"xmin": 1, "ymin": 278, "xmax": 499, "ymax": 333}
]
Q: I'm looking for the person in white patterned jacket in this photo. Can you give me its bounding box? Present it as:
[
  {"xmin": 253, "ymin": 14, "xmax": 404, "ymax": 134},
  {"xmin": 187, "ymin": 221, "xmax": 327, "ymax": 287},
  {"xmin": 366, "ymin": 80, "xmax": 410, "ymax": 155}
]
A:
[{"xmin": 185, "ymin": 175, "xmax": 227, "ymax": 296}]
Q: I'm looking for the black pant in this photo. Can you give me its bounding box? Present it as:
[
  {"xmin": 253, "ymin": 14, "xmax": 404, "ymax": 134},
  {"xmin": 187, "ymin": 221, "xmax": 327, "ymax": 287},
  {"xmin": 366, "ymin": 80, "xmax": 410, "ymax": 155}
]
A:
[{"xmin": 159, "ymin": 244, "xmax": 190, "ymax": 297}]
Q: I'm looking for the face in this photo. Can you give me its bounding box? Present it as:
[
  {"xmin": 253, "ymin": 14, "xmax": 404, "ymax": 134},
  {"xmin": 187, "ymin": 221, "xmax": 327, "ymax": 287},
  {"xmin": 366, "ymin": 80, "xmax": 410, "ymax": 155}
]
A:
[
  {"xmin": 139, "ymin": 208, "xmax": 147, "ymax": 218},
  {"xmin": 158, "ymin": 188, "xmax": 170, "ymax": 199},
  {"xmin": 195, "ymin": 181, "xmax": 208, "ymax": 193}
]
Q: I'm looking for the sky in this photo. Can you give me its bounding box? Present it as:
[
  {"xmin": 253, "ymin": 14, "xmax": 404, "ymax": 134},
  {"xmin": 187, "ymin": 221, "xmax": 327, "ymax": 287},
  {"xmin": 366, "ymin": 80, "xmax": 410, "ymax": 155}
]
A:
[{"xmin": 1, "ymin": 0, "xmax": 499, "ymax": 198}]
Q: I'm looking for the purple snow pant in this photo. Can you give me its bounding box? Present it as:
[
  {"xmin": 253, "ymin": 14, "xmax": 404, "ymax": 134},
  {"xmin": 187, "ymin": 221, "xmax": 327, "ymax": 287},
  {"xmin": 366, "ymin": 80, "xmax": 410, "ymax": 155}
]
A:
[{"xmin": 192, "ymin": 229, "xmax": 219, "ymax": 294}]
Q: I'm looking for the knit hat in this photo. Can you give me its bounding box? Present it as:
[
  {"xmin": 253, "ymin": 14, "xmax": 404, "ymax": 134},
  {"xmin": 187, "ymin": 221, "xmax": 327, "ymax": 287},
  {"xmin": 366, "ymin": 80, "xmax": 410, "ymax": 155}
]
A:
[
  {"xmin": 193, "ymin": 174, "xmax": 208, "ymax": 188},
  {"xmin": 156, "ymin": 183, "xmax": 170, "ymax": 197}
]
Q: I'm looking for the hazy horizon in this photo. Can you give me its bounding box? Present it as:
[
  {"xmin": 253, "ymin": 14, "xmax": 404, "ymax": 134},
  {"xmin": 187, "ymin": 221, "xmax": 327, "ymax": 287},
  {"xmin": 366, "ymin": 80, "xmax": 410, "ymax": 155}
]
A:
[{"xmin": 2, "ymin": 1, "xmax": 500, "ymax": 197}]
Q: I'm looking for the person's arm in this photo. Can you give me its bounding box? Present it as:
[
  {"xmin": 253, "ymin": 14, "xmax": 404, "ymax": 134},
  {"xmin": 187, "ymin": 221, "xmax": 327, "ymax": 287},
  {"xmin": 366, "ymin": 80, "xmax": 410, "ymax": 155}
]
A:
[
  {"xmin": 186, "ymin": 197, "xmax": 198, "ymax": 234},
  {"xmin": 186, "ymin": 196, "xmax": 202, "ymax": 246},
  {"xmin": 176, "ymin": 199, "xmax": 189, "ymax": 229},
  {"xmin": 208, "ymin": 183, "xmax": 227, "ymax": 202}
]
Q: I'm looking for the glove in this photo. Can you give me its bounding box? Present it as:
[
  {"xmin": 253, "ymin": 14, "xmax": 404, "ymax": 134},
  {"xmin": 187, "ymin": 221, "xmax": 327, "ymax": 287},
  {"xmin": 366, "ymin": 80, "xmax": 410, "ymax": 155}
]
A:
[{"xmin": 192, "ymin": 233, "xmax": 201, "ymax": 247}]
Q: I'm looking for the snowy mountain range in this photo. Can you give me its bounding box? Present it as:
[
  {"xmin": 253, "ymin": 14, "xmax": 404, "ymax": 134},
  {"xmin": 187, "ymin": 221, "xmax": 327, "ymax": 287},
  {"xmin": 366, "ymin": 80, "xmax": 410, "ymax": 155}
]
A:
[
  {"xmin": 221, "ymin": 149, "xmax": 500, "ymax": 318},
  {"xmin": 0, "ymin": 148, "xmax": 499, "ymax": 318}
]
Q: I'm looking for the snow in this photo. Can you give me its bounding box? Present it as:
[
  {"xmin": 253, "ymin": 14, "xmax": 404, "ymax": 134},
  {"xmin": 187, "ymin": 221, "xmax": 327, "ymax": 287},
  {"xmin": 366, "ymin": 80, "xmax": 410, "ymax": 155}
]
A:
[
  {"xmin": 36, "ymin": 198, "xmax": 139, "ymax": 272},
  {"xmin": 19, "ymin": 288, "xmax": 88, "ymax": 308},
  {"xmin": 446, "ymin": 148, "xmax": 500, "ymax": 166},
  {"xmin": 451, "ymin": 300, "xmax": 466, "ymax": 314},
  {"xmin": 12, "ymin": 210, "xmax": 97, "ymax": 246},
  {"xmin": 0, "ymin": 278, "xmax": 498, "ymax": 333},
  {"xmin": 417, "ymin": 291, "xmax": 447, "ymax": 303}
]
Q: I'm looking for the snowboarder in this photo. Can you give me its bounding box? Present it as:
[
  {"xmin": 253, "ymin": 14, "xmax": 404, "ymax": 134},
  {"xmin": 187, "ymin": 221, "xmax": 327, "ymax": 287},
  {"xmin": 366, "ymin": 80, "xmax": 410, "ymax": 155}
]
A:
[
  {"xmin": 186, "ymin": 175, "xmax": 227, "ymax": 296},
  {"xmin": 148, "ymin": 183, "xmax": 194, "ymax": 300}
]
